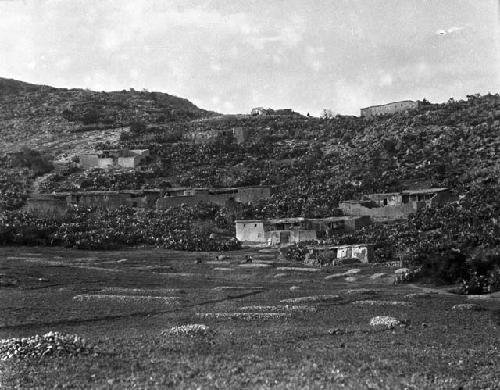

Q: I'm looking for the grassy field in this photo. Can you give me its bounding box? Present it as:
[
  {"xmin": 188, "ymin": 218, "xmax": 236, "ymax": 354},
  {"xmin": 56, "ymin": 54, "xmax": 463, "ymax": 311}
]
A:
[{"xmin": 0, "ymin": 246, "xmax": 499, "ymax": 389}]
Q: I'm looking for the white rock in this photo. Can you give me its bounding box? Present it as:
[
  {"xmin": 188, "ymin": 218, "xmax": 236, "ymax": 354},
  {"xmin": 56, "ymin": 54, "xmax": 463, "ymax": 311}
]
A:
[{"xmin": 369, "ymin": 316, "xmax": 401, "ymax": 329}]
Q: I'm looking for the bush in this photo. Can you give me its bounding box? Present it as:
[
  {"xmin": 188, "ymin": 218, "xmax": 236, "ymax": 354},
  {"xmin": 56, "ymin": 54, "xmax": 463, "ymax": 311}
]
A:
[{"xmin": 415, "ymin": 249, "xmax": 467, "ymax": 284}]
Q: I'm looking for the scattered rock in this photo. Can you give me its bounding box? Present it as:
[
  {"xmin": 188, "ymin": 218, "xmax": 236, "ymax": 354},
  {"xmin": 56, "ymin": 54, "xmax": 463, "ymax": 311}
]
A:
[
  {"xmin": 345, "ymin": 269, "xmax": 361, "ymax": 274},
  {"xmin": 195, "ymin": 312, "xmax": 291, "ymax": 320},
  {"xmin": 73, "ymin": 294, "xmax": 180, "ymax": 304},
  {"xmin": 370, "ymin": 273, "xmax": 385, "ymax": 279},
  {"xmin": 239, "ymin": 305, "xmax": 316, "ymax": 312},
  {"xmin": 274, "ymin": 273, "xmax": 288, "ymax": 278},
  {"xmin": 163, "ymin": 324, "xmax": 212, "ymax": 338},
  {"xmin": 0, "ymin": 331, "xmax": 97, "ymax": 360},
  {"xmin": 394, "ymin": 268, "xmax": 410, "ymax": 274},
  {"xmin": 345, "ymin": 277, "xmax": 357, "ymax": 282},
  {"xmin": 289, "ymin": 285, "xmax": 300, "ymax": 291},
  {"xmin": 213, "ymin": 267, "xmax": 233, "ymax": 271},
  {"xmin": 369, "ymin": 316, "xmax": 401, "ymax": 329},
  {"xmin": 352, "ymin": 300, "xmax": 414, "ymax": 307}
]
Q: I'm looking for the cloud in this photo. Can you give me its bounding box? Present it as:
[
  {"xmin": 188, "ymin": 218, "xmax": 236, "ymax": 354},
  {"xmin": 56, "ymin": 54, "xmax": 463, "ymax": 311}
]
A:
[{"xmin": 436, "ymin": 26, "xmax": 465, "ymax": 35}]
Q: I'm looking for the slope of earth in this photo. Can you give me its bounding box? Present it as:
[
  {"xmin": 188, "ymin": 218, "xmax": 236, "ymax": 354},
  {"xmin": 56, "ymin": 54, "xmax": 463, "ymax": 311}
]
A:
[
  {"xmin": 0, "ymin": 77, "xmax": 214, "ymax": 157},
  {"xmin": 0, "ymin": 247, "xmax": 499, "ymax": 389}
]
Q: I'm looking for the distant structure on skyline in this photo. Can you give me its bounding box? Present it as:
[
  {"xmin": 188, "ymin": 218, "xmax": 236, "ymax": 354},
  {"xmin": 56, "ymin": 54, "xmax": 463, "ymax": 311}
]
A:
[{"xmin": 360, "ymin": 100, "xmax": 418, "ymax": 118}]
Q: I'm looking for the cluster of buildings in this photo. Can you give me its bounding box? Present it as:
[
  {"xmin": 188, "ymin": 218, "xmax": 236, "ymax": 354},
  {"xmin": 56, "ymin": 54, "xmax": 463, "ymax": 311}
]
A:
[
  {"xmin": 234, "ymin": 187, "xmax": 456, "ymax": 262},
  {"xmin": 79, "ymin": 149, "xmax": 149, "ymax": 170},
  {"xmin": 339, "ymin": 188, "xmax": 455, "ymax": 220},
  {"xmin": 25, "ymin": 186, "xmax": 273, "ymax": 217}
]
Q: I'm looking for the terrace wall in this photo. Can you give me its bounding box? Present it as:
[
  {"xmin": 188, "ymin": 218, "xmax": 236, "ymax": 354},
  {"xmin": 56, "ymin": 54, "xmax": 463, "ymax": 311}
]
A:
[
  {"xmin": 339, "ymin": 201, "xmax": 422, "ymax": 220},
  {"xmin": 25, "ymin": 197, "xmax": 68, "ymax": 217}
]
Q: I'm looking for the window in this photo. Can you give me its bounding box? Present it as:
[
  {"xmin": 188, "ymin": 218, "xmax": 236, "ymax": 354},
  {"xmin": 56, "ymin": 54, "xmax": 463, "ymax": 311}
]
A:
[{"xmin": 254, "ymin": 224, "xmax": 257, "ymax": 227}]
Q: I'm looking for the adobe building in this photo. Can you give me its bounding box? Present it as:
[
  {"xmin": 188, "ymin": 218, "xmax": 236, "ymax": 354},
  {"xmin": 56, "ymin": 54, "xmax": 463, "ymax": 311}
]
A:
[
  {"xmin": 360, "ymin": 100, "xmax": 418, "ymax": 118},
  {"xmin": 25, "ymin": 189, "xmax": 164, "ymax": 216},
  {"xmin": 235, "ymin": 218, "xmax": 317, "ymax": 245},
  {"xmin": 156, "ymin": 186, "xmax": 272, "ymax": 209},
  {"xmin": 306, "ymin": 244, "xmax": 375, "ymax": 264},
  {"xmin": 79, "ymin": 149, "xmax": 149, "ymax": 170},
  {"xmin": 235, "ymin": 215, "xmax": 370, "ymax": 245},
  {"xmin": 340, "ymin": 188, "xmax": 456, "ymax": 220}
]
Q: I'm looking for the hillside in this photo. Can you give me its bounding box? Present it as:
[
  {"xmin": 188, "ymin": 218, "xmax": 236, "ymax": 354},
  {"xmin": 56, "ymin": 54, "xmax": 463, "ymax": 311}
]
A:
[
  {"xmin": 41, "ymin": 94, "xmax": 500, "ymax": 217},
  {"xmin": 0, "ymin": 77, "xmax": 214, "ymax": 156},
  {"xmin": 0, "ymin": 79, "xmax": 499, "ymax": 272}
]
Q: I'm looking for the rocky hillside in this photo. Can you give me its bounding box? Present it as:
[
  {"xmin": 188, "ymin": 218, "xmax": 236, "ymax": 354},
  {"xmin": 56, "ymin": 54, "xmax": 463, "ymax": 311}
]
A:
[{"xmin": 0, "ymin": 77, "xmax": 214, "ymax": 156}]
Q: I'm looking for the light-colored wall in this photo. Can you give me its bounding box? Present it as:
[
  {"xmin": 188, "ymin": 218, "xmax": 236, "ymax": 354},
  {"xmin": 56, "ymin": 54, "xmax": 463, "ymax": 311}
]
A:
[
  {"xmin": 339, "ymin": 201, "xmax": 418, "ymax": 220},
  {"xmin": 97, "ymin": 158, "xmax": 114, "ymax": 169},
  {"xmin": 25, "ymin": 197, "xmax": 68, "ymax": 217},
  {"xmin": 366, "ymin": 193, "xmax": 402, "ymax": 206},
  {"xmin": 117, "ymin": 156, "xmax": 140, "ymax": 168},
  {"xmin": 235, "ymin": 222, "xmax": 266, "ymax": 242},
  {"xmin": 290, "ymin": 230, "xmax": 317, "ymax": 243},
  {"xmin": 80, "ymin": 154, "xmax": 99, "ymax": 169},
  {"xmin": 335, "ymin": 245, "xmax": 372, "ymax": 263},
  {"xmin": 236, "ymin": 187, "xmax": 271, "ymax": 204}
]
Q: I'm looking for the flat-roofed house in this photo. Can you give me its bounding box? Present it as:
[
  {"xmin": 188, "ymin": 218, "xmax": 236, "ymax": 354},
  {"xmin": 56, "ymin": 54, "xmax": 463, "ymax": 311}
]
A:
[{"xmin": 340, "ymin": 188, "xmax": 456, "ymax": 220}]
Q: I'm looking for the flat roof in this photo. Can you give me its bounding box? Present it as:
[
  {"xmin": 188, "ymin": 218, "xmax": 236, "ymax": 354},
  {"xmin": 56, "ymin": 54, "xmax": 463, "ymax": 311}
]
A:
[
  {"xmin": 402, "ymin": 188, "xmax": 448, "ymax": 195},
  {"xmin": 307, "ymin": 243, "xmax": 374, "ymax": 249},
  {"xmin": 236, "ymin": 216, "xmax": 362, "ymax": 224}
]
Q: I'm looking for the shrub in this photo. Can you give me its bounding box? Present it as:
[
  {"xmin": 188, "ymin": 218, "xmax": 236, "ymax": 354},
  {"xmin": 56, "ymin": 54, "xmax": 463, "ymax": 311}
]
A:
[{"xmin": 414, "ymin": 249, "xmax": 467, "ymax": 284}]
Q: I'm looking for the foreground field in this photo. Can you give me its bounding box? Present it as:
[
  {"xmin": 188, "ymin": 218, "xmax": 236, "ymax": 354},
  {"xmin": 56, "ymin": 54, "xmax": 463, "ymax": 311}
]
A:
[{"xmin": 0, "ymin": 247, "xmax": 499, "ymax": 389}]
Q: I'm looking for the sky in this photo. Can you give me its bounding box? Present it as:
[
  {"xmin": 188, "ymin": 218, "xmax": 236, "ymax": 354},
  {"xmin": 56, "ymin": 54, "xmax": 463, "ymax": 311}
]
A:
[{"xmin": 0, "ymin": 0, "xmax": 499, "ymax": 116}]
